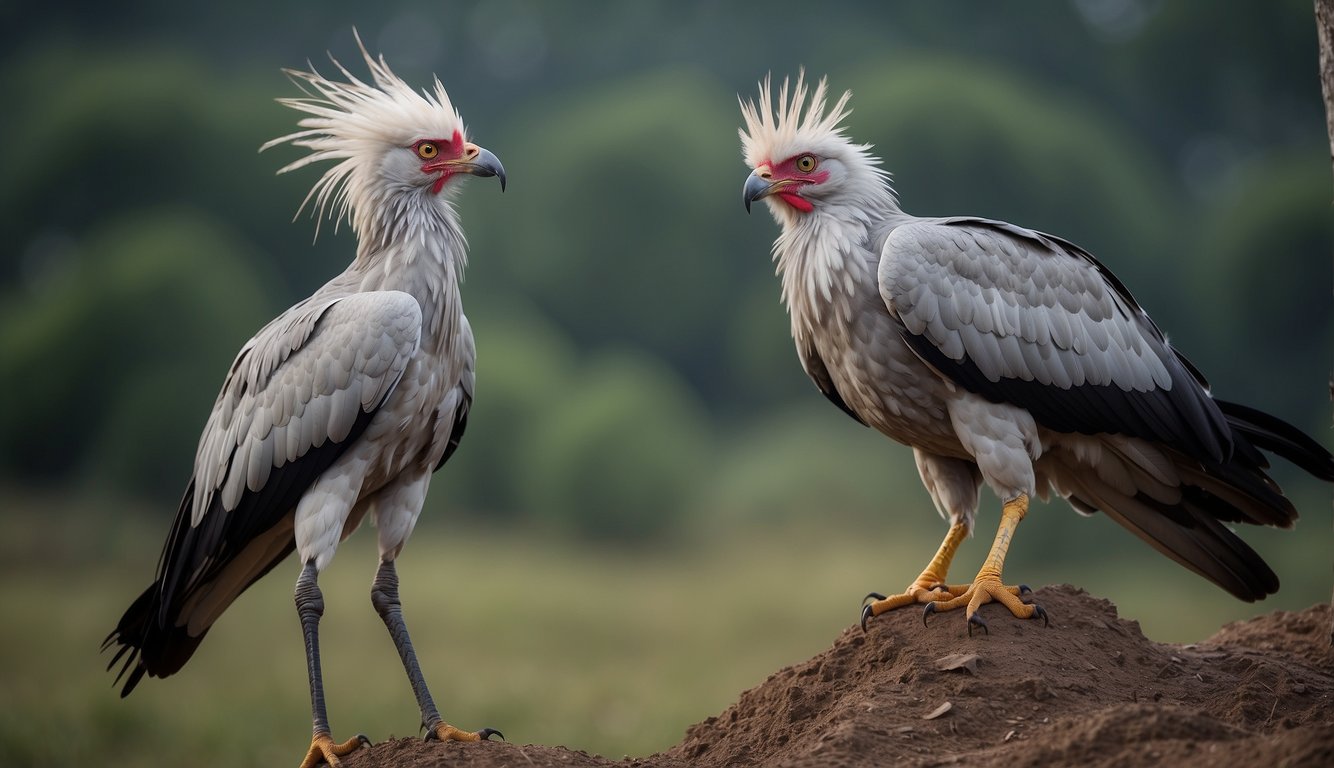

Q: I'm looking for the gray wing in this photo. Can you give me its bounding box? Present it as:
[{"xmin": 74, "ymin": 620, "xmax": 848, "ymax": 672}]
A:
[
  {"xmin": 107, "ymin": 290, "xmax": 421, "ymax": 694},
  {"xmin": 878, "ymin": 217, "xmax": 1233, "ymax": 464},
  {"xmin": 191, "ymin": 291, "xmax": 419, "ymax": 518},
  {"xmin": 173, "ymin": 289, "xmax": 421, "ymax": 601}
]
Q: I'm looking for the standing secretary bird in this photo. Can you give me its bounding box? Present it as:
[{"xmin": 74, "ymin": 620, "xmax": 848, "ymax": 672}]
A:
[
  {"xmin": 103, "ymin": 36, "xmax": 505, "ymax": 767},
  {"xmin": 739, "ymin": 73, "xmax": 1334, "ymax": 634}
]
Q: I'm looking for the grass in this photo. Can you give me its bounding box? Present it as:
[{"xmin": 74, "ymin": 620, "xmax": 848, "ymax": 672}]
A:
[{"xmin": 0, "ymin": 492, "xmax": 1328, "ymax": 767}]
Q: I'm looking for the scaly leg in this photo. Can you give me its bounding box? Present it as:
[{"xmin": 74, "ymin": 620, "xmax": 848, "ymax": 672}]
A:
[
  {"xmin": 295, "ymin": 561, "xmax": 370, "ymax": 768},
  {"xmin": 922, "ymin": 494, "xmax": 1049, "ymax": 634},
  {"xmin": 370, "ymin": 560, "xmax": 502, "ymax": 744}
]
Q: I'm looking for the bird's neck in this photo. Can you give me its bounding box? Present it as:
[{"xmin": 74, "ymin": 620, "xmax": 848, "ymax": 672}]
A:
[
  {"xmin": 355, "ymin": 187, "xmax": 468, "ymax": 266},
  {"xmin": 352, "ymin": 193, "xmax": 468, "ymax": 346},
  {"xmin": 774, "ymin": 190, "xmax": 904, "ymax": 345}
]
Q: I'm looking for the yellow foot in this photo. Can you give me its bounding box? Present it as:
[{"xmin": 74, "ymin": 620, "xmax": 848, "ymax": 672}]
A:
[
  {"xmin": 861, "ymin": 583, "xmax": 1031, "ymax": 630},
  {"xmin": 298, "ymin": 732, "xmax": 370, "ymax": 768},
  {"xmin": 427, "ymin": 723, "xmax": 504, "ymax": 743},
  {"xmin": 859, "ymin": 583, "xmax": 955, "ymax": 630},
  {"xmin": 860, "ymin": 520, "xmax": 980, "ymax": 632},
  {"xmin": 922, "ymin": 578, "xmax": 1048, "ymax": 635}
]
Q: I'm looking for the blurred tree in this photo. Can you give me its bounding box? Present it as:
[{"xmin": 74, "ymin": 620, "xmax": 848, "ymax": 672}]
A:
[
  {"xmin": 0, "ymin": 43, "xmax": 345, "ymax": 297},
  {"xmin": 427, "ymin": 299, "xmax": 580, "ymax": 521},
  {"xmin": 518, "ymin": 349, "xmax": 714, "ymax": 542},
  {"xmin": 0, "ymin": 209, "xmax": 278, "ymax": 494},
  {"xmin": 844, "ymin": 54, "xmax": 1179, "ymax": 307},
  {"xmin": 1111, "ymin": 0, "xmax": 1322, "ymax": 166},
  {"xmin": 465, "ymin": 68, "xmax": 757, "ymax": 402},
  {"xmin": 1187, "ymin": 155, "xmax": 1333, "ymax": 428},
  {"xmin": 698, "ymin": 403, "xmax": 925, "ymax": 530},
  {"xmin": 719, "ymin": 280, "xmax": 817, "ymax": 416}
]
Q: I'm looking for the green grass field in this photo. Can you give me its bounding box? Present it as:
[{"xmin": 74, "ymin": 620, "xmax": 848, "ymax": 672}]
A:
[{"xmin": 1, "ymin": 493, "xmax": 1327, "ymax": 767}]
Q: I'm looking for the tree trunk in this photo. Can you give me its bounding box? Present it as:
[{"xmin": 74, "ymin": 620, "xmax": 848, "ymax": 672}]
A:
[
  {"xmin": 1319, "ymin": 1, "xmax": 1334, "ymax": 164},
  {"xmin": 1316, "ymin": 0, "xmax": 1334, "ymax": 645}
]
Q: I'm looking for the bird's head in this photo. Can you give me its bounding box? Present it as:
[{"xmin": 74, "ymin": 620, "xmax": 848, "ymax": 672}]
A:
[
  {"xmin": 262, "ymin": 31, "xmax": 505, "ymax": 239},
  {"xmin": 739, "ymin": 71, "xmax": 887, "ymax": 224}
]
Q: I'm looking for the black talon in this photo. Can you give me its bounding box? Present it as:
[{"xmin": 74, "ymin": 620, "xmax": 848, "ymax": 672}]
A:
[
  {"xmin": 355, "ymin": 733, "xmax": 372, "ymax": 748},
  {"xmin": 1032, "ymin": 604, "xmax": 1050, "ymax": 628},
  {"xmin": 860, "ymin": 604, "xmax": 874, "ymax": 632},
  {"xmin": 863, "ymin": 591, "xmax": 887, "ymax": 606},
  {"xmin": 922, "ymin": 601, "xmax": 937, "ymax": 627},
  {"xmin": 967, "ymin": 612, "xmax": 989, "ymax": 637}
]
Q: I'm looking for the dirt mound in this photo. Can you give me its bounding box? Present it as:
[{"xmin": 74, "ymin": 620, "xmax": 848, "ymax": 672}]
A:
[{"xmin": 343, "ymin": 585, "xmax": 1334, "ymax": 768}]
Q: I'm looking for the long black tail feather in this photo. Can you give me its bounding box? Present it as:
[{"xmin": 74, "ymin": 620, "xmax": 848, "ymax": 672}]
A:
[{"xmin": 1217, "ymin": 398, "xmax": 1334, "ymax": 482}]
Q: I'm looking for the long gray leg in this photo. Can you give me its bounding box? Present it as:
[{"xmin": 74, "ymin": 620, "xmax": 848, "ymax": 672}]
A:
[
  {"xmin": 296, "ymin": 560, "xmax": 333, "ymax": 738},
  {"xmin": 296, "ymin": 560, "xmax": 367, "ymax": 768},
  {"xmin": 370, "ymin": 559, "xmax": 501, "ymax": 742}
]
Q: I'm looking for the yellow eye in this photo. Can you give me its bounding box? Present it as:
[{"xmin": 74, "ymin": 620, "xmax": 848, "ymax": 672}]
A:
[
  {"xmin": 796, "ymin": 155, "xmax": 817, "ymax": 173},
  {"xmin": 417, "ymin": 142, "xmax": 439, "ymax": 159}
]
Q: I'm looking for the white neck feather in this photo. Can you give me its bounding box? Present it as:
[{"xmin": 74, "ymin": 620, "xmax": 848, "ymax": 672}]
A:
[
  {"xmin": 352, "ymin": 190, "xmax": 468, "ymax": 347},
  {"xmin": 772, "ymin": 179, "xmax": 902, "ymax": 345}
]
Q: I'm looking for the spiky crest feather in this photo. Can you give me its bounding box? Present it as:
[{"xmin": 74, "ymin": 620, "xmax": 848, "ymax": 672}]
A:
[
  {"xmin": 260, "ymin": 31, "xmax": 467, "ymax": 242},
  {"xmin": 739, "ymin": 70, "xmax": 860, "ymax": 168}
]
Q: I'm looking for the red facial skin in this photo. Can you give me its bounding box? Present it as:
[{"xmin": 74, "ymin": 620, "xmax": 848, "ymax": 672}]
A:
[
  {"xmin": 414, "ymin": 129, "xmax": 466, "ymax": 194},
  {"xmin": 758, "ymin": 153, "xmax": 829, "ymax": 213}
]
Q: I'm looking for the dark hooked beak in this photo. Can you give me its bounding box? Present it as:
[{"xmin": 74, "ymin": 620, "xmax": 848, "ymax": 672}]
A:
[
  {"xmin": 458, "ymin": 144, "xmax": 507, "ymax": 192},
  {"xmin": 743, "ymin": 171, "xmax": 778, "ymax": 213}
]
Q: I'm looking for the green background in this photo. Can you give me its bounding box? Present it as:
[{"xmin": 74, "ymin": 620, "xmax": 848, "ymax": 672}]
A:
[{"xmin": 1, "ymin": 1, "xmax": 1330, "ymax": 765}]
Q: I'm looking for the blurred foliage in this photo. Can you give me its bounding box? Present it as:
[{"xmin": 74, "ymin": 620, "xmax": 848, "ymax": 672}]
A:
[
  {"xmin": 435, "ymin": 298, "xmax": 580, "ymax": 519},
  {"xmin": 1, "ymin": 3, "xmax": 1331, "ymax": 765},
  {"xmin": 1190, "ymin": 155, "xmax": 1334, "ymax": 428},
  {"xmin": 0, "ymin": 1, "xmax": 1329, "ymax": 550},
  {"xmin": 519, "ymin": 349, "xmax": 714, "ymax": 541},
  {"xmin": 474, "ymin": 69, "xmax": 749, "ymax": 369},
  {"xmin": 699, "ymin": 403, "xmax": 923, "ymax": 527},
  {"xmin": 0, "ymin": 209, "xmax": 277, "ymax": 487}
]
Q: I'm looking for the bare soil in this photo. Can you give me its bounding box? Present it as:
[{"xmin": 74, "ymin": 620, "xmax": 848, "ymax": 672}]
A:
[{"xmin": 342, "ymin": 585, "xmax": 1334, "ymax": 767}]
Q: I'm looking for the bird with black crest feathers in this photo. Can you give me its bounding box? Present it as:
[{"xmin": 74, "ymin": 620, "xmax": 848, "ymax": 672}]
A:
[{"xmin": 104, "ymin": 34, "xmax": 506, "ymax": 767}]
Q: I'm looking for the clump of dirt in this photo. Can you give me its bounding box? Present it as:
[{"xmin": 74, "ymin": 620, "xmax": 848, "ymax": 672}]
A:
[{"xmin": 343, "ymin": 585, "xmax": 1334, "ymax": 768}]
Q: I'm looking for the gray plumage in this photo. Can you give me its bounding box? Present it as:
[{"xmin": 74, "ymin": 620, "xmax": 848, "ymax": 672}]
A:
[
  {"xmin": 105, "ymin": 37, "xmax": 505, "ymax": 756},
  {"xmin": 740, "ymin": 73, "xmax": 1333, "ymax": 607}
]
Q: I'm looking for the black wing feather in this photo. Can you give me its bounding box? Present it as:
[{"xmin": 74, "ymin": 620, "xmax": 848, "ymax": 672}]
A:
[
  {"xmin": 434, "ymin": 391, "xmax": 471, "ymax": 472},
  {"xmin": 104, "ymin": 403, "xmax": 378, "ymax": 697},
  {"xmin": 1216, "ymin": 399, "xmax": 1334, "ymax": 481},
  {"xmin": 904, "ymin": 218, "xmax": 1233, "ymax": 465}
]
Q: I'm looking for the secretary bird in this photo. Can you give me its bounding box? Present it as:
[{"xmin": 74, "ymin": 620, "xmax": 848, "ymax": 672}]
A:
[
  {"xmin": 739, "ymin": 72, "xmax": 1334, "ymax": 634},
  {"xmin": 104, "ymin": 35, "xmax": 505, "ymax": 766}
]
